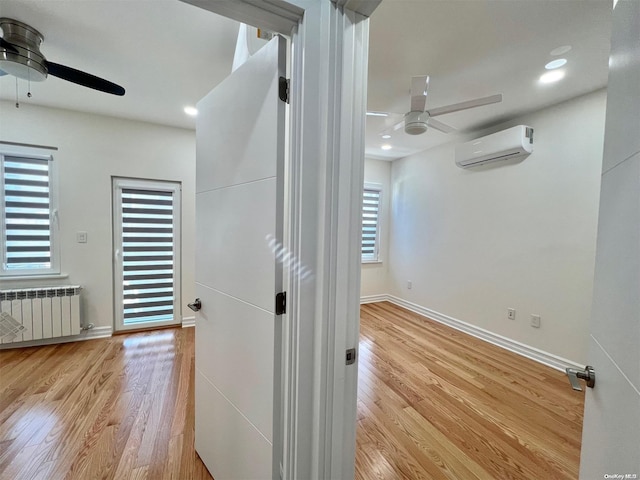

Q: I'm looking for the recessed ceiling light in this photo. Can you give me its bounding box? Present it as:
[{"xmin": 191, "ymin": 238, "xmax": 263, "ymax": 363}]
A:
[
  {"xmin": 545, "ymin": 58, "xmax": 567, "ymax": 70},
  {"xmin": 381, "ymin": 134, "xmax": 391, "ymax": 139},
  {"xmin": 184, "ymin": 106, "xmax": 198, "ymax": 116},
  {"xmin": 366, "ymin": 111, "xmax": 389, "ymax": 117},
  {"xmin": 550, "ymin": 45, "xmax": 572, "ymax": 56},
  {"xmin": 381, "ymin": 144, "xmax": 392, "ymax": 151},
  {"xmin": 539, "ymin": 70, "xmax": 565, "ymax": 84}
]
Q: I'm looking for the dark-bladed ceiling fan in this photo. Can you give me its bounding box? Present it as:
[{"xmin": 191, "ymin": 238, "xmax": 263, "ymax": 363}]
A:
[
  {"xmin": 375, "ymin": 75, "xmax": 502, "ymax": 136},
  {"xmin": 0, "ymin": 17, "xmax": 125, "ymax": 96}
]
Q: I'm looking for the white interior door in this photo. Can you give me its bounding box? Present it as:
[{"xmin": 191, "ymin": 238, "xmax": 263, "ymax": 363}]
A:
[
  {"xmin": 194, "ymin": 36, "xmax": 285, "ymax": 480},
  {"xmin": 578, "ymin": 1, "xmax": 640, "ymax": 477}
]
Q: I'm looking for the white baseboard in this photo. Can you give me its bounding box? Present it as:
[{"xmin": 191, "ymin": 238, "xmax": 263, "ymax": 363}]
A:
[
  {"xmin": 361, "ymin": 294, "xmax": 582, "ymax": 372},
  {"xmin": 182, "ymin": 316, "xmax": 196, "ymax": 328},
  {"xmin": 0, "ymin": 316, "xmax": 198, "ymax": 349},
  {"xmin": 0, "ymin": 325, "xmax": 113, "ymax": 350},
  {"xmin": 360, "ymin": 294, "xmax": 388, "ymax": 304}
]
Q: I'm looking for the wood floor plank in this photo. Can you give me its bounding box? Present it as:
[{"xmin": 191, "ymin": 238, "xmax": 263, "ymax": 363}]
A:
[
  {"xmin": 165, "ymin": 433, "xmax": 184, "ymax": 479},
  {"xmin": 0, "ymin": 302, "xmax": 583, "ymax": 479},
  {"xmin": 113, "ymin": 392, "xmax": 154, "ymax": 479},
  {"xmin": 356, "ymin": 302, "xmax": 584, "ymax": 480},
  {"xmin": 0, "ymin": 328, "xmax": 212, "ymax": 480}
]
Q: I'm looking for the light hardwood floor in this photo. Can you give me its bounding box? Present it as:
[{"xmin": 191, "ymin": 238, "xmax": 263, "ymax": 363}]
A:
[
  {"xmin": 0, "ymin": 327, "xmax": 212, "ymax": 480},
  {"xmin": 356, "ymin": 302, "xmax": 584, "ymax": 480},
  {"xmin": 0, "ymin": 302, "xmax": 584, "ymax": 479}
]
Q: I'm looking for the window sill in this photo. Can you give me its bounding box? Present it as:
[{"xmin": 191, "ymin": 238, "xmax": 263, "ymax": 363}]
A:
[
  {"xmin": 0, "ymin": 273, "xmax": 69, "ymax": 282},
  {"xmin": 362, "ymin": 260, "xmax": 383, "ymax": 265}
]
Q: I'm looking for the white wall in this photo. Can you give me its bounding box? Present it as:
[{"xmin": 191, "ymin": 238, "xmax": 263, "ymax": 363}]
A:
[
  {"xmin": 361, "ymin": 158, "xmax": 390, "ymax": 297},
  {"xmin": 387, "ymin": 89, "xmax": 607, "ymax": 364},
  {"xmin": 0, "ymin": 101, "xmax": 196, "ymax": 332}
]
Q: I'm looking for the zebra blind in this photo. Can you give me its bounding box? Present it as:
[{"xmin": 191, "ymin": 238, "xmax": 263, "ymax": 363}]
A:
[
  {"xmin": 362, "ymin": 187, "xmax": 381, "ymax": 261},
  {"xmin": 120, "ymin": 188, "xmax": 176, "ymax": 324},
  {"xmin": 2, "ymin": 155, "xmax": 54, "ymax": 274}
]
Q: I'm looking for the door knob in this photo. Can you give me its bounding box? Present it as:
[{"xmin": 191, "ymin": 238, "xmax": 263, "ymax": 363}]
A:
[
  {"xmin": 565, "ymin": 365, "xmax": 595, "ymax": 391},
  {"xmin": 188, "ymin": 298, "xmax": 202, "ymax": 312}
]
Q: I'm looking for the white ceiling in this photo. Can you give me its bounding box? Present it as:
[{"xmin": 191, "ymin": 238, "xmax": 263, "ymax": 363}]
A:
[
  {"xmin": 0, "ymin": 0, "xmax": 612, "ymax": 161},
  {"xmin": 366, "ymin": 0, "xmax": 612, "ymax": 160},
  {"xmin": 0, "ymin": 0, "xmax": 239, "ymax": 128}
]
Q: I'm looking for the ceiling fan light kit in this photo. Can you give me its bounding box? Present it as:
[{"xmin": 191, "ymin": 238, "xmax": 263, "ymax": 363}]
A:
[
  {"xmin": 0, "ymin": 17, "xmax": 125, "ymax": 96},
  {"xmin": 404, "ymin": 111, "xmax": 430, "ymax": 135},
  {"xmin": 0, "ymin": 18, "xmax": 47, "ymax": 81}
]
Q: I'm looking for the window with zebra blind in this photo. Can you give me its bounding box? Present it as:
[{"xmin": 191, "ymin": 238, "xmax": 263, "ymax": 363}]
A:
[
  {"xmin": 1, "ymin": 145, "xmax": 59, "ymax": 277},
  {"xmin": 362, "ymin": 185, "xmax": 381, "ymax": 262},
  {"xmin": 112, "ymin": 178, "xmax": 181, "ymax": 331}
]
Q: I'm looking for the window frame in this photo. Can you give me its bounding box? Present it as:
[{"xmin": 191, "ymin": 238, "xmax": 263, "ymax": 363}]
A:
[
  {"xmin": 361, "ymin": 182, "xmax": 382, "ymax": 264},
  {"xmin": 0, "ymin": 144, "xmax": 60, "ymax": 278}
]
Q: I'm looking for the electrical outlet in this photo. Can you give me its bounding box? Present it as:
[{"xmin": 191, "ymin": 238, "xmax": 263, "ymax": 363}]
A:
[
  {"xmin": 531, "ymin": 314, "xmax": 541, "ymax": 328},
  {"xmin": 407, "ymin": 280, "xmax": 412, "ymax": 290},
  {"xmin": 507, "ymin": 308, "xmax": 516, "ymax": 320},
  {"xmin": 77, "ymin": 231, "xmax": 88, "ymax": 243}
]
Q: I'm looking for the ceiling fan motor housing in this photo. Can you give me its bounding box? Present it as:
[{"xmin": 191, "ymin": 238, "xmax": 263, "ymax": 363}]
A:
[
  {"xmin": 0, "ymin": 17, "xmax": 48, "ymax": 81},
  {"xmin": 404, "ymin": 111, "xmax": 429, "ymax": 135}
]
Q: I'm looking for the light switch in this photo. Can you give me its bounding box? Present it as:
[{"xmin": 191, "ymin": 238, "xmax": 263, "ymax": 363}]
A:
[
  {"xmin": 531, "ymin": 314, "xmax": 541, "ymax": 328},
  {"xmin": 77, "ymin": 231, "xmax": 88, "ymax": 243}
]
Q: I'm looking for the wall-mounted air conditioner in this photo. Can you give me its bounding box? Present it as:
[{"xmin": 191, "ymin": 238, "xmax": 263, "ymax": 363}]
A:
[{"xmin": 455, "ymin": 125, "xmax": 534, "ymax": 168}]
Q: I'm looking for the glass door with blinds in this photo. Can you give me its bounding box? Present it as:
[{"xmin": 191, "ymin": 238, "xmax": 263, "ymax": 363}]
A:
[{"xmin": 112, "ymin": 178, "xmax": 181, "ymax": 331}]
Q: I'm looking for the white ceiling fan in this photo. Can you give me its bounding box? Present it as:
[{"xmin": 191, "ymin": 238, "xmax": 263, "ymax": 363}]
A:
[{"xmin": 372, "ymin": 75, "xmax": 503, "ymax": 136}]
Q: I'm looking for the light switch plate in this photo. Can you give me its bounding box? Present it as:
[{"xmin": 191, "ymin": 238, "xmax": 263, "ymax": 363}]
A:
[{"xmin": 531, "ymin": 314, "xmax": 541, "ymax": 328}]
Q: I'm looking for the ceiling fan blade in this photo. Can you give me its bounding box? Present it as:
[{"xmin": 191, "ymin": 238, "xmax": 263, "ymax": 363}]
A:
[
  {"xmin": 366, "ymin": 111, "xmax": 391, "ymax": 117},
  {"xmin": 427, "ymin": 94, "xmax": 502, "ymax": 117},
  {"xmin": 427, "ymin": 118, "xmax": 456, "ymax": 134},
  {"xmin": 378, "ymin": 118, "xmax": 405, "ymax": 137},
  {"xmin": 410, "ymin": 75, "xmax": 429, "ymax": 112},
  {"xmin": 45, "ymin": 61, "xmax": 125, "ymax": 96},
  {"xmin": 0, "ymin": 37, "xmax": 19, "ymax": 54}
]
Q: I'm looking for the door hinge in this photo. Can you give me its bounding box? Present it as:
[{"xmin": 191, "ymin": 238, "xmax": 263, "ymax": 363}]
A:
[
  {"xmin": 275, "ymin": 291, "xmax": 286, "ymax": 315},
  {"xmin": 279, "ymin": 76, "xmax": 290, "ymax": 104},
  {"xmin": 346, "ymin": 348, "xmax": 357, "ymax": 365}
]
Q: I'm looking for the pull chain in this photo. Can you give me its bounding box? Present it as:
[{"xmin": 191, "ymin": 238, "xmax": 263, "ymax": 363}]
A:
[
  {"xmin": 27, "ymin": 67, "xmax": 32, "ymax": 98},
  {"xmin": 15, "ymin": 77, "xmax": 19, "ymax": 108}
]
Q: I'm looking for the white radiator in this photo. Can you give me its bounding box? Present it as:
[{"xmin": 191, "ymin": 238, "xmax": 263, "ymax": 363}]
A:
[{"xmin": 0, "ymin": 286, "xmax": 82, "ymax": 344}]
